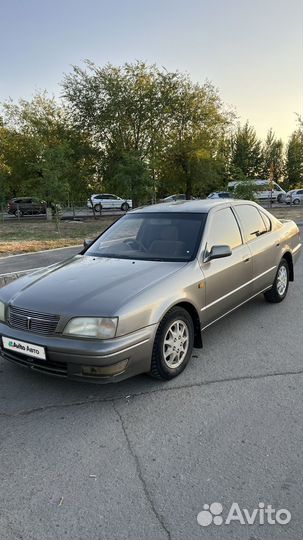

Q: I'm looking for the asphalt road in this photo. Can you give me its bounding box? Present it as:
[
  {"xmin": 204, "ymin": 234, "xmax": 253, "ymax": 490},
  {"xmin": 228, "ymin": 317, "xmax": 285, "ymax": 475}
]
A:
[
  {"xmin": 0, "ymin": 242, "xmax": 302, "ymax": 539},
  {"xmin": 0, "ymin": 246, "xmax": 82, "ymax": 275}
]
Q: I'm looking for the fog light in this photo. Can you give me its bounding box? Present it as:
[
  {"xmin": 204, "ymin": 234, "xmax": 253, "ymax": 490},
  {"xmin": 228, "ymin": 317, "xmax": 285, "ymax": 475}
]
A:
[{"xmin": 82, "ymin": 359, "xmax": 128, "ymax": 377}]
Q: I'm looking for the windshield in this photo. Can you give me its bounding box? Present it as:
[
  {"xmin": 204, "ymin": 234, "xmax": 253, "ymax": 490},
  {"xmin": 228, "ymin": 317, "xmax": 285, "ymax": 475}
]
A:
[{"xmin": 85, "ymin": 212, "xmax": 207, "ymax": 262}]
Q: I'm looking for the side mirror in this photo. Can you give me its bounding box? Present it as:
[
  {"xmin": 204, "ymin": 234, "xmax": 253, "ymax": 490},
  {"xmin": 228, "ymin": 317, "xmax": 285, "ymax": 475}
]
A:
[
  {"xmin": 204, "ymin": 244, "xmax": 232, "ymax": 262},
  {"xmin": 83, "ymin": 238, "xmax": 94, "ymax": 248}
]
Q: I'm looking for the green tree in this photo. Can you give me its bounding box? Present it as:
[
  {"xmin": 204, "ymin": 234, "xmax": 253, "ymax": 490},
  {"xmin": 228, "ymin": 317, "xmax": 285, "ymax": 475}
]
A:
[
  {"xmin": 285, "ymin": 129, "xmax": 303, "ymax": 188},
  {"xmin": 63, "ymin": 61, "xmax": 175, "ymax": 204},
  {"xmin": 230, "ymin": 122, "xmax": 262, "ymax": 179},
  {"xmin": 107, "ymin": 151, "xmax": 152, "ymax": 206},
  {"xmin": 155, "ymin": 79, "xmax": 233, "ymax": 198},
  {"xmin": 261, "ymin": 128, "xmax": 284, "ymax": 182},
  {"xmin": 62, "ymin": 62, "xmax": 232, "ymax": 202},
  {"xmin": 1, "ymin": 93, "xmax": 96, "ymax": 205}
]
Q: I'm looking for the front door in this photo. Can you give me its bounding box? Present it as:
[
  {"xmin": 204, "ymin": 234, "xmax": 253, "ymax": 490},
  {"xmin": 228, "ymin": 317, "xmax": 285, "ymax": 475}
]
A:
[{"xmin": 200, "ymin": 206, "xmax": 253, "ymax": 327}]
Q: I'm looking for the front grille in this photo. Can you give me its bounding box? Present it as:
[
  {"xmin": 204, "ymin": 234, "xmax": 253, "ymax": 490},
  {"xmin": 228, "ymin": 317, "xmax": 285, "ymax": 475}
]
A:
[{"xmin": 8, "ymin": 305, "xmax": 60, "ymax": 335}]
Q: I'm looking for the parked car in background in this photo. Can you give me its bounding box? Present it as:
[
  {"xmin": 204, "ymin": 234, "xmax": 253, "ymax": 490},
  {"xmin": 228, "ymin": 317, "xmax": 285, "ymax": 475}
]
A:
[
  {"xmin": 228, "ymin": 180, "xmax": 286, "ymax": 203},
  {"xmin": 87, "ymin": 194, "xmax": 132, "ymax": 212},
  {"xmin": 7, "ymin": 197, "xmax": 47, "ymax": 217},
  {"xmin": 285, "ymin": 189, "xmax": 303, "ymax": 205},
  {"xmin": 207, "ymin": 191, "xmax": 234, "ymax": 199},
  {"xmin": 0, "ymin": 199, "xmax": 300, "ymax": 384}
]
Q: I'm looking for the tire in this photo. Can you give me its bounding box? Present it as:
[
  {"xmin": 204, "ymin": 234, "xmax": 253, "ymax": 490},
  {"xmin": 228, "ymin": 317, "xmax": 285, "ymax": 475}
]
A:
[
  {"xmin": 277, "ymin": 194, "xmax": 283, "ymax": 203},
  {"xmin": 121, "ymin": 202, "xmax": 129, "ymax": 212},
  {"xmin": 14, "ymin": 209, "xmax": 23, "ymax": 218},
  {"xmin": 150, "ymin": 307, "xmax": 194, "ymax": 380},
  {"xmin": 264, "ymin": 258, "xmax": 289, "ymax": 303},
  {"xmin": 94, "ymin": 203, "xmax": 102, "ymax": 213},
  {"xmin": 293, "ymin": 198, "xmax": 300, "ymax": 205}
]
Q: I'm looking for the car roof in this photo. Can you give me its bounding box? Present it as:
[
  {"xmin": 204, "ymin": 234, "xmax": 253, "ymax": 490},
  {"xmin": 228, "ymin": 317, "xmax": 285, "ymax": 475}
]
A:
[{"xmin": 130, "ymin": 199, "xmax": 255, "ymax": 214}]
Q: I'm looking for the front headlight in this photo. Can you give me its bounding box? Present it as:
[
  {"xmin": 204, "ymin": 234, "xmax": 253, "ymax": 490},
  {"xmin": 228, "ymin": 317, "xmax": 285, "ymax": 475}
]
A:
[
  {"xmin": 63, "ymin": 317, "xmax": 118, "ymax": 339},
  {"xmin": 0, "ymin": 301, "xmax": 6, "ymax": 322}
]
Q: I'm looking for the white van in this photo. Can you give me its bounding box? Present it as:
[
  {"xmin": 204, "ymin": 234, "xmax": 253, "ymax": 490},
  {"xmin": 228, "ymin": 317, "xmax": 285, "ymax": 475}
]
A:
[{"xmin": 227, "ymin": 180, "xmax": 286, "ymax": 203}]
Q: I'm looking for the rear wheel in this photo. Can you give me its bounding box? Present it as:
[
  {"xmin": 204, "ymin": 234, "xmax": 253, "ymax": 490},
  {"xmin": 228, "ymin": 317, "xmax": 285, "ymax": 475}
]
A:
[
  {"xmin": 94, "ymin": 203, "xmax": 102, "ymax": 213},
  {"xmin": 14, "ymin": 209, "xmax": 23, "ymax": 218},
  {"xmin": 264, "ymin": 259, "xmax": 289, "ymax": 303},
  {"xmin": 150, "ymin": 307, "xmax": 194, "ymax": 380},
  {"xmin": 121, "ymin": 202, "xmax": 129, "ymax": 212}
]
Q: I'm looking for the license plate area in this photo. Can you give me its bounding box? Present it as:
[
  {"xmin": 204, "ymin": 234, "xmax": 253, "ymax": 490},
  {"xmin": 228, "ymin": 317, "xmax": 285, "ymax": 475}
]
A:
[{"xmin": 2, "ymin": 336, "xmax": 46, "ymax": 360}]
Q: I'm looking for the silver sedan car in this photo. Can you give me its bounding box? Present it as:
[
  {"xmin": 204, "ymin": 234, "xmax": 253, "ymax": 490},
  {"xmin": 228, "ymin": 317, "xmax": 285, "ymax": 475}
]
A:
[
  {"xmin": 285, "ymin": 189, "xmax": 303, "ymax": 205},
  {"xmin": 0, "ymin": 200, "xmax": 301, "ymax": 383}
]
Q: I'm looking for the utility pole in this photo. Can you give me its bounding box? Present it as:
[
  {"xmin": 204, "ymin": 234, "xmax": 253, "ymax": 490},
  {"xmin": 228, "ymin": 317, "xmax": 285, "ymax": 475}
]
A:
[{"xmin": 269, "ymin": 162, "xmax": 274, "ymax": 208}]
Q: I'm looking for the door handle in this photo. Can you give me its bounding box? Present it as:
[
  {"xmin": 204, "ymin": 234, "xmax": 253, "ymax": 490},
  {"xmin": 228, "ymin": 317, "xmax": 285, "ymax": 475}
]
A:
[{"xmin": 242, "ymin": 257, "xmax": 251, "ymax": 263}]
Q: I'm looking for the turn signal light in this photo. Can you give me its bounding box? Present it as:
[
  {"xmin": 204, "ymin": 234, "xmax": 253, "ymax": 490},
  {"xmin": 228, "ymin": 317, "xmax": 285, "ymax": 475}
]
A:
[{"xmin": 82, "ymin": 359, "xmax": 128, "ymax": 377}]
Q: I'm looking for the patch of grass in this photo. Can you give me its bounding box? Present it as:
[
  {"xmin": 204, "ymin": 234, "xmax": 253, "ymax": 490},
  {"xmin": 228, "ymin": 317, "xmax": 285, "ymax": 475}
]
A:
[{"xmin": 0, "ymin": 217, "xmax": 117, "ymax": 255}]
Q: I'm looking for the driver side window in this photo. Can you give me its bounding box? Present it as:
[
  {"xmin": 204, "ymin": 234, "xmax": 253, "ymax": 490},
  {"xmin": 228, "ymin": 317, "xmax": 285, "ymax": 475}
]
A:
[{"xmin": 207, "ymin": 208, "xmax": 242, "ymax": 250}]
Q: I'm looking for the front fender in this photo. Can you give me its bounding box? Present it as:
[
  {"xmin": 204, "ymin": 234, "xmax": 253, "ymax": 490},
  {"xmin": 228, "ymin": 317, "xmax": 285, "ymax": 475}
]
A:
[{"xmin": 116, "ymin": 261, "xmax": 205, "ymax": 337}]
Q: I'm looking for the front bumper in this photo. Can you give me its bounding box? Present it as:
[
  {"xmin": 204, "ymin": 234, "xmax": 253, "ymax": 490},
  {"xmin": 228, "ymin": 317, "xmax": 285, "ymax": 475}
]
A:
[{"xmin": 0, "ymin": 322, "xmax": 158, "ymax": 383}]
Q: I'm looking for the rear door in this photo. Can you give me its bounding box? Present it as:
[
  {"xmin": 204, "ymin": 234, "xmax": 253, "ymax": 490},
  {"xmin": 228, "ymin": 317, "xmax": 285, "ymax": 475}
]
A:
[
  {"xmin": 100, "ymin": 195, "xmax": 111, "ymax": 209},
  {"xmin": 233, "ymin": 204, "xmax": 277, "ymax": 293},
  {"xmin": 20, "ymin": 198, "xmax": 33, "ymax": 214},
  {"xmin": 108, "ymin": 195, "xmax": 121, "ymax": 208},
  {"xmin": 31, "ymin": 198, "xmax": 42, "ymax": 214},
  {"xmin": 93, "ymin": 194, "xmax": 104, "ymax": 208},
  {"xmin": 200, "ymin": 206, "xmax": 253, "ymax": 327}
]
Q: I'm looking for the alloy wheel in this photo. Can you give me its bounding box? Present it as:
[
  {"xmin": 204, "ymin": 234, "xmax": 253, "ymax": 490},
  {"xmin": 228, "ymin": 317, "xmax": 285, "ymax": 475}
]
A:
[
  {"xmin": 163, "ymin": 320, "xmax": 189, "ymax": 368},
  {"xmin": 276, "ymin": 265, "xmax": 288, "ymax": 296}
]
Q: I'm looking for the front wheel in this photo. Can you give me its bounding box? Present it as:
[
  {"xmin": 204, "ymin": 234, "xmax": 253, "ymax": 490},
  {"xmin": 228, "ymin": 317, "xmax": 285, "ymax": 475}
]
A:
[
  {"xmin": 121, "ymin": 202, "xmax": 129, "ymax": 212},
  {"xmin": 277, "ymin": 194, "xmax": 283, "ymax": 203},
  {"xmin": 293, "ymin": 198, "xmax": 300, "ymax": 205},
  {"xmin": 150, "ymin": 307, "xmax": 194, "ymax": 380},
  {"xmin": 264, "ymin": 259, "xmax": 289, "ymax": 303},
  {"xmin": 94, "ymin": 203, "xmax": 102, "ymax": 213}
]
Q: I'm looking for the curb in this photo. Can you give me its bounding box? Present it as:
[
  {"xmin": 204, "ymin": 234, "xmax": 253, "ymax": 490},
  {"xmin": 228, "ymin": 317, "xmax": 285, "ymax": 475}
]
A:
[{"xmin": 0, "ymin": 244, "xmax": 82, "ymax": 260}]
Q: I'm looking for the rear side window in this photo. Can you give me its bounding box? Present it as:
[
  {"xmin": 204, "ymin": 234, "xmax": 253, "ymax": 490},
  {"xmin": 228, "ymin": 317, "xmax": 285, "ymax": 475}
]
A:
[
  {"xmin": 235, "ymin": 204, "xmax": 268, "ymax": 241},
  {"xmin": 259, "ymin": 211, "xmax": 271, "ymax": 232},
  {"xmin": 207, "ymin": 208, "xmax": 242, "ymax": 250}
]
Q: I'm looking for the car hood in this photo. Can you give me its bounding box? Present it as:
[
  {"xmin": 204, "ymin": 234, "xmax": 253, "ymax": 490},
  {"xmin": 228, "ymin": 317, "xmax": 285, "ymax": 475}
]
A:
[{"xmin": 6, "ymin": 255, "xmax": 186, "ymax": 316}]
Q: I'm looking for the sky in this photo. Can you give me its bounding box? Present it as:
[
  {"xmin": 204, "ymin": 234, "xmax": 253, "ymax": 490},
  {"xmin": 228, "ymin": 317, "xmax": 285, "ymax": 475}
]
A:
[{"xmin": 0, "ymin": 0, "xmax": 302, "ymax": 142}]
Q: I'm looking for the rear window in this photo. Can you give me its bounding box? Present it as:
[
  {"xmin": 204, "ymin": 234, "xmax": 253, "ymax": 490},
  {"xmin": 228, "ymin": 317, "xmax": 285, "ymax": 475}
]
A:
[
  {"xmin": 235, "ymin": 204, "xmax": 269, "ymax": 241},
  {"xmin": 259, "ymin": 211, "xmax": 271, "ymax": 232}
]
